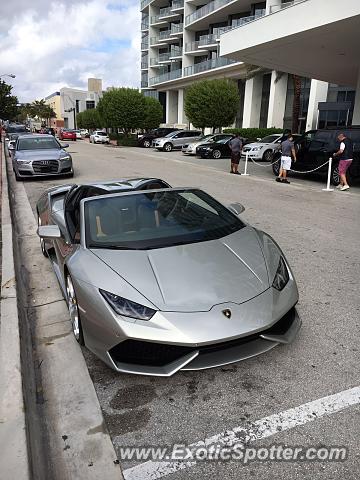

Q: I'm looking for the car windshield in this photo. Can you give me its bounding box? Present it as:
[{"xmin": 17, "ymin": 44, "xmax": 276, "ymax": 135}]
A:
[
  {"xmin": 259, "ymin": 135, "xmax": 280, "ymax": 143},
  {"xmin": 85, "ymin": 189, "xmax": 244, "ymax": 250},
  {"xmin": 63, "ymin": 129, "xmax": 73, "ymax": 132},
  {"xmin": 96, "ymin": 132, "xmax": 107, "ymax": 136},
  {"xmin": 17, "ymin": 137, "xmax": 60, "ymax": 150},
  {"xmin": 164, "ymin": 131, "xmax": 180, "ymax": 138}
]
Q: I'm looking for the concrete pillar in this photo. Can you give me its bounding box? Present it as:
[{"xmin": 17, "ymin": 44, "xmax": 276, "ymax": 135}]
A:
[
  {"xmin": 177, "ymin": 89, "xmax": 187, "ymax": 126},
  {"xmin": 242, "ymin": 75, "xmax": 263, "ymax": 128},
  {"xmin": 305, "ymin": 79, "xmax": 329, "ymax": 131},
  {"xmin": 165, "ymin": 90, "xmax": 178, "ymax": 125},
  {"xmin": 267, "ymin": 70, "xmax": 288, "ymax": 128},
  {"xmin": 352, "ymin": 70, "xmax": 360, "ymax": 125}
]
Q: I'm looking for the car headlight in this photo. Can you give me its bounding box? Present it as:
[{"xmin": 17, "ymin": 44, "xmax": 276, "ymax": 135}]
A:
[
  {"xmin": 205, "ymin": 147, "xmax": 213, "ymax": 151},
  {"xmin": 16, "ymin": 159, "xmax": 31, "ymax": 164},
  {"xmin": 60, "ymin": 155, "xmax": 71, "ymax": 161},
  {"xmin": 100, "ymin": 289, "xmax": 156, "ymax": 320},
  {"xmin": 252, "ymin": 147, "xmax": 262, "ymax": 151},
  {"xmin": 272, "ymin": 257, "xmax": 289, "ymax": 291}
]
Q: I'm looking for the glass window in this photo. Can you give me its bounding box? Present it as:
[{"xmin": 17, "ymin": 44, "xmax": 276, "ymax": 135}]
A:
[
  {"xmin": 260, "ymin": 135, "xmax": 280, "ymax": 143},
  {"xmin": 85, "ymin": 190, "xmax": 245, "ymax": 250},
  {"xmin": 17, "ymin": 137, "xmax": 60, "ymax": 150}
]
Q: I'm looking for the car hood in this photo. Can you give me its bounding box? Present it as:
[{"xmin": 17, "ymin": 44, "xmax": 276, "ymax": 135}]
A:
[
  {"xmin": 91, "ymin": 226, "xmax": 269, "ymax": 312},
  {"xmin": 15, "ymin": 149, "xmax": 67, "ymax": 160}
]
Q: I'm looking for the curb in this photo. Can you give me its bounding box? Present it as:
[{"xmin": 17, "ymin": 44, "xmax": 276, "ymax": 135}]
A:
[
  {"xmin": 4, "ymin": 147, "xmax": 123, "ymax": 479},
  {"xmin": 0, "ymin": 144, "xmax": 30, "ymax": 479}
]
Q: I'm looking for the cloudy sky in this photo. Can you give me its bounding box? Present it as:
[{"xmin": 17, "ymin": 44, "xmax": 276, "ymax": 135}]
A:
[{"xmin": 0, "ymin": 0, "xmax": 140, "ymax": 102}]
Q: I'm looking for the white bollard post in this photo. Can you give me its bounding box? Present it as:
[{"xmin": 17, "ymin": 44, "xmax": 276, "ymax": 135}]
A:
[
  {"xmin": 242, "ymin": 152, "xmax": 250, "ymax": 176},
  {"xmin": 322, "ymin": 157, "xmax": 334, "ymax": 192}
]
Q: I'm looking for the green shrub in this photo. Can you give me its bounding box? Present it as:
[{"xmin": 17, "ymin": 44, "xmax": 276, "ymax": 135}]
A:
[{"xmin": 223, "ymin": 127, "xmax": 283, "ymax": 142}]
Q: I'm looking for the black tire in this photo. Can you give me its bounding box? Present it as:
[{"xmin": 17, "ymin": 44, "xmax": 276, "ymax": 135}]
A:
[
  {"xmin": 66, "ymin": 275, "xmax": 84, "ymax": 345},
  {"xmin": 262, "ymin": 149, "xmax": 273, "ymax": 162},
  {"xmin": 163, "ymin": 142, "xmax": 172, "ymax": 152},
  {"xmin": 37, "ymin": 215, "xmax": 48, "ymax": 257},
  {"xmin": 272, "ymin": 156, "xmax": 281, "ymax": 176},
  {"xmin": 331, "ymin": 164, "xmax": 340, "ymax": 186},
  {"xmin": 143, "ymin": 139, "xmax": 151, "ymax": 148},
  {"xmin": 212, "ymin": 149, "xmax": 222, "ymax": 159}
]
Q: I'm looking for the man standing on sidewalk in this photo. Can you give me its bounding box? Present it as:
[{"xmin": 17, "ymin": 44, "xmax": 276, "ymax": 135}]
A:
[
  {"xmin": 276, "ymin": 133, "xmax": 296, "ymax": 184},
  {"xmin": 229, "ymin": 134, "xmax": 243, "ymax": 175},
  {"xmin": 333, "ymin": 133, "xmax": 353, "ymax": 191}
]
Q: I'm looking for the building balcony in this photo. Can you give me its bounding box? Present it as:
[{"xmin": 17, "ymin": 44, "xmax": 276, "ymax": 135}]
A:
[
  {"xmin": 149, "ymin": 68, "xmax": 183, "ymax": 86},
  {"xmin": 141, "ymin": 38, "xmax": 149, "ymax": 50},
  {"xmin": 170, "ymin": 46, "xmax": 183, "ymax": 58},
  {"xmin": 140, "ymin": 0, "xmax": 152, "ymax": 11},
  {"xmin": 171, "ymin": 0, "xmax": 184, "ymax": 12},
  {"xmin": 141, "ymin": 17, "xmax": 149, "ymax": 30},
  {"xmin": 183, "ymin": 57, "xmax": 236, "ymax": 76},
  {"xmin": 185, "ymin": 0, "xmax": 232, "ymax": 27},
  {"xmin": 170, "ymin": 23, "xmax": 183, "ymax": 35},
  {"xmin": 269, "ymin": 0, "xmax": 305, "ymax": 14},
  {"xmin": 141, "ymin": 56, "xmax": 149, "ymax": 69},
  {"xmin": 198, "ymin": 34, "xmax": 218, "ymax": 48},
  {"xmin": 141, "ymin": 79, "xmax": 149, "ymax": 88},
  {"xmin": 185, "ymin": 41, "xmax": 208, "ymax": 55},
  {"xmin": 151, "ymin": 7, "xmax": 180, "ymax": 26}
]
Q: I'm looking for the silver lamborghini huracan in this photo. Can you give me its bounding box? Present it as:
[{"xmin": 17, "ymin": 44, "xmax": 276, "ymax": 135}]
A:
[{"xmin": 37, "ymin": 178, "xmax": 301, "ymax": 376}]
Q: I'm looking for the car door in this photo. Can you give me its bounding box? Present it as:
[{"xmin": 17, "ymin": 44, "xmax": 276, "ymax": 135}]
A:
[
  {"xmin": 172, "ymin": 132, "xmax": 187, "ymax": 148},
  {"xmin": 346, "ymin": 130, "xmax": 360, "ymax": 179},
  {"xmin": 306, "ymin": 131, "xmax": 336, "ymax": 170},
  {"xmin": 293, "ymin": 130, "xmax": 317, "ymax": 171}
]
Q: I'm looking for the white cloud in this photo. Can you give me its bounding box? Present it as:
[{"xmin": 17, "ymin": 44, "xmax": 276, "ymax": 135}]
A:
[{"xmin": 0, "ymin": 0, "xmax": 140, "ymax": 102}]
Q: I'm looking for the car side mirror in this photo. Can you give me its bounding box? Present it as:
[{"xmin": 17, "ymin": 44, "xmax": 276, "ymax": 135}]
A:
[
  {"xmin": 37, "ymin": 225, "xmax": 62, "ymax": 239},
  {"xmin": 61, "ymin": 143, "xmax": 69, "ymax": 148},
  {"xmin": 256, "ymin": 137, "xmax": 261, "ymax": 141},
  {"xmin": 8, "ymin": 141, "xmax": 16, "ymax": 150},
  {"xmin": 228, "ymin": 202, "xmax": 245, "ymax": 215}
]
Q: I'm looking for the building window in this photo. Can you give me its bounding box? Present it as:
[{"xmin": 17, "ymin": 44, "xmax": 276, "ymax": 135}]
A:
[{"xmin": 86, "ymin": 101, "xmax": 95, "ymax": 109}]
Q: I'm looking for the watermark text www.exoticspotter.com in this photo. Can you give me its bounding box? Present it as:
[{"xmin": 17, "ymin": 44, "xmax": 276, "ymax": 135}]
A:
[{"xmin": 118, "ymin": 444, "xmax": 348, "ymax": 464}]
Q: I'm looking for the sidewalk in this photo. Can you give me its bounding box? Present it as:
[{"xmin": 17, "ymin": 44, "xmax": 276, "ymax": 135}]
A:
[{"xmin": 0, "ymin": 142, "xmax": 30, "ymax": 479}]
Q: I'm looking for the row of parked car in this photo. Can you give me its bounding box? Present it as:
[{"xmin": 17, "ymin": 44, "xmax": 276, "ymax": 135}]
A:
[{"xmin": 138, "ymin": 126, "xmax": 360, "ymax": 185}]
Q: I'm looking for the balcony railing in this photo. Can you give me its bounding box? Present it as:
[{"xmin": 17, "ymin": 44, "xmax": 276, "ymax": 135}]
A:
[
  {"xmin": 171, "ymin": 0, "xmax": 184, "ymax": 10},
  {"xmin": 149, "ymin": 68, "xmax": 182, "ymax": 86},
  {"xmin": 171, "ymin": 23, "xmax": 183, "ymax": 34},
  {"xmin": 185, "ymin": 0, "xmax": 233, "ymax": 25},
  {"xmin": 269, "ymin": 0, "xmax": 306, "ymax": 13},
  {"xmin": 159, "ymin": 52, "xmax": 171, "ymax": 62},
  {"xmin": 141, "ymin": 79, "xmax": 149, "ymax": 88},
  {"xmin": 185, "ymin": 41, "xmax": 202, "ymax": 52},
  {"xmin": 170, "ymin": 46, "xmax": 183, "ymax": 57},
  {"xmin": 141, "ymin": 56, "xmax": 149, "ymax": 68},
  {"xmin": 199, "ymin": 34, "xmax": 217, "ymax": 46},
  {"xmin": 141, "ymin": 18, "xmax": 149, "ymax": 30},
  {"xmin": 140, "ymin": 0, "xmax": 151, "ymax": 10},
  {"xmin": 159, "ymin": 30, "xmax": 172, "ymax": 40},
  {"xmin": 184, "ymin": 57, "xmax": 236, "ymax": 76},
  {"xmin": 141, "ymin": 38, "xmax": 149, "ymax": 50}
]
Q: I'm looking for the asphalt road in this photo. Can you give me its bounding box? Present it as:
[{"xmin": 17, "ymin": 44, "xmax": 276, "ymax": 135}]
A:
[{"xmin": 22, "ymin": 140, "xmax": 360, "ymax": 480}]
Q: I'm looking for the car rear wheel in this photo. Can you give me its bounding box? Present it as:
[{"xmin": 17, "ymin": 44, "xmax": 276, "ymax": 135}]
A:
[
  {"xmin": 263, "ymin": 149, "xmax": 273, "ymax": 162},
  {"xmin": 331, "ymin": 164, "xmax": 340, "ymax": 186},
  {"xmin": 66, "ymin": 275, "xmax": 84, "ymax": 345},
  {"xmin": 212, "ymin": 149, "xmax": 222, "ymax": 159},
  {"xmin": 143, "ymin": 139, "xmax": 151, "ymax": 148},
  {"xmin": 164, "ymin": 142, "xmax": 172, "ymax": 152},
  {"xmin": 37, "ymin": 215, "xmax": 48, "ymax": 257}
]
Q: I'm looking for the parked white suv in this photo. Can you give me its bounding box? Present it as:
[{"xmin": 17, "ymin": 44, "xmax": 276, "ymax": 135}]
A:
[
  {"xmin": 153, "ymin": 130, "xmax": 202, "ymax": 152},
  {"xmin": 90, "ymin": 131, "xmax": 110, "ymax": 144}
]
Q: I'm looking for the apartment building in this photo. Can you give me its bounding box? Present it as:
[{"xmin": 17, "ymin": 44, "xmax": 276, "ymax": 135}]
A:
[{"xmin": 140, "ymin": 0, "xmax": 359, "ymax": 131}]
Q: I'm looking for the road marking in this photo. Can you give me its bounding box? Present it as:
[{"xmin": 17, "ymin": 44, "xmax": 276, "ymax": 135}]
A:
[{"xmin": 123, "ymin": 385, "xmax": 360, "ymax": 480}]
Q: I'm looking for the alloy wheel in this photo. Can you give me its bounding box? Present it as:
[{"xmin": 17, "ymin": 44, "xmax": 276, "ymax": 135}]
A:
[
  {"xmin": 66, "ymin": 276, "xmax": 81, "ymax": 342},
  {"xmin": 263, "ymin": 150, "xmax": 273, "ymax": 162},
  {"xmin": 212, "ymin": 150, "xmax": 221, "ymax": 159},
  {"xmin": 164, "ymin": 143, "xmax": 172, "ymax": 152},
  {"xmin": 331, "ymin": 165, "xmax": 340, "ymax": 186},
  {"xmin": 143, "ymin": 140, "xmax": 151, "ymax": 148}
]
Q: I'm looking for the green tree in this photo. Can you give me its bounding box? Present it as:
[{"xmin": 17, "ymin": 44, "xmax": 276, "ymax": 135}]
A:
[
  {"xmin": 76, "ymin": 109, "xmax": 101, "ymax": 130},
  {"xmin": 142, "ymin": 96, "xmax": 163, "ymax": 130},
  {"xmin": 0, "ymin": 80, "xmax": 19, "ymax": 121},
  {"xmin": 29, "ymin": 99, "xmax": 56, "ymax": 125},
  {"xmin": 184, "ymin": 79, "xmax": 240, "ymax": 132},
  {"xmin": 97, "ymin": 88, "xmax": 145, "ymax": 134}
]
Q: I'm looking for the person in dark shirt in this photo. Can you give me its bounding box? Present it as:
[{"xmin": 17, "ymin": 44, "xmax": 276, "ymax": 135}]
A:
[
  {"xmin": 333, "ymin": 133, "xmax": 353, "ymax": 191},
  {"xmin": 229, "ymin": 134, "xmax": 243, "ymax": 175},
  {"xmin": 276, "ymin": 133, "xmax": 297, "ymax": 184}
]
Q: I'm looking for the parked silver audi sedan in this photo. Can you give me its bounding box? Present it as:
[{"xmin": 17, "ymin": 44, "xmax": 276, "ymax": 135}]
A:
[{"xmin": 11, "ymin": 134, "xmax": 74, "ymax": 180}]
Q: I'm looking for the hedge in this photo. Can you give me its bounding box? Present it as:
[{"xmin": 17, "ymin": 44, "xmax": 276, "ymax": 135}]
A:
[
  {"xmin": 223, "ymin": 128, "xmax": 284, "ymax": 141},
  {"xmin": 108, "ymin": 133, "xmax": 138, "ymax": 147}
]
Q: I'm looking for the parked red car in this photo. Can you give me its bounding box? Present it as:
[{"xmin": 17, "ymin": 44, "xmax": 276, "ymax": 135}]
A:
[{"xmin": 59, "ymin": 129, "xmax": 76, "ymax": 141}]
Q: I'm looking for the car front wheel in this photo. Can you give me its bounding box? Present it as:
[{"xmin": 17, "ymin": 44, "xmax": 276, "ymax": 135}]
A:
[
  {"xmin": 66, "ymin": 275, "xmax": 84, "ymax": 345},
  {"xmin": 163, "ymin": 142, "xmax": 172, "ymax": 152},
  {"xmin": 263, "ymin": 149, "xmax": 273, "ymax": 162},
  {"xmin": 143, "ymin": 139, "xmax": 151, "ymax": 148},
  {"xmin": 212, "ymin": 149, "xmax": 222, "ymax": 159}
]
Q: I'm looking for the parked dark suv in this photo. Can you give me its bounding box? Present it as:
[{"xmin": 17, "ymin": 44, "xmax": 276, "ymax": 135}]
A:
[
  {"xmin": 272, "ymin": 127, "xmax": 360, "ymax": 185},
  {"xmin": 138, "ymin": 127, "xmax": 179, "ymax": 148}
]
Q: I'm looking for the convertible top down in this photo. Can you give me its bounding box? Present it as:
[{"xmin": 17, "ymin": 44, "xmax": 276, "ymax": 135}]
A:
[{"xmin": 37, "ymin": 178, "xmax": 301, "ymax": 376}]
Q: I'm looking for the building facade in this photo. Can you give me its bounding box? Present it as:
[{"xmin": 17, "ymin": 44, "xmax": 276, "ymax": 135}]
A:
[
  {"xmin": 44, "ymin": 92, "xmax": 64, "ymax": 129},
  {"xmin": 141, "ymin": 0, "xmax": 358, "ymax": 131}
]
